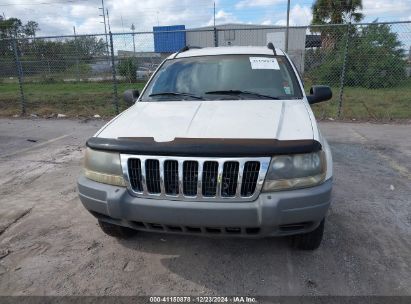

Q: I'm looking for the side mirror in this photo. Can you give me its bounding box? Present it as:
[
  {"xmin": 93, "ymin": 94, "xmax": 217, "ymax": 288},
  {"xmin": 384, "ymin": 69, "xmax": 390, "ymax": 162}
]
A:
[
  {"xmin": 307, "ymin": 85, "xmax": 332, "ymax": 104},
  {"xmin": 123, "ymin": 89, "xmax": 140, "ymax": 106}
]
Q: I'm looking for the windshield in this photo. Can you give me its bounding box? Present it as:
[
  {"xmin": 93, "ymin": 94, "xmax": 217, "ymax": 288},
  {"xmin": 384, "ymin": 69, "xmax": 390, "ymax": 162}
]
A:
[{"xmin": 141, "ymin": 54, "xmax": 303, "ymax": 101}]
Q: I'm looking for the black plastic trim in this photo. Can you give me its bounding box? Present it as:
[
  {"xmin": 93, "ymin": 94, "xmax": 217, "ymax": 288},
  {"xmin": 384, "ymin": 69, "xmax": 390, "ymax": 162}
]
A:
[{"xmin": 86, "ymin": 137, "xmax": 322, "ymax": 157}]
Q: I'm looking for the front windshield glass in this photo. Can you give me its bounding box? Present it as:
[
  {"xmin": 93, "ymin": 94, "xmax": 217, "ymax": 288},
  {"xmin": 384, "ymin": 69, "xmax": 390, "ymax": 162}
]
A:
[{"xmin": 141, "ymin": 54, "xmax": 303, "ymax": 101}]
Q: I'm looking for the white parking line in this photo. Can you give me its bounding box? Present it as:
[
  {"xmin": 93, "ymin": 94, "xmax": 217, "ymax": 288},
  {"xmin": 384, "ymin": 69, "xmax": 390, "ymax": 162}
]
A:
[
  {"xmin": 376, "ymin": 151, "xmax": 411, "ymax": 181},
  {"xmin": 348, "ymin": 127, "xmax": 411, "ymax": 180}
]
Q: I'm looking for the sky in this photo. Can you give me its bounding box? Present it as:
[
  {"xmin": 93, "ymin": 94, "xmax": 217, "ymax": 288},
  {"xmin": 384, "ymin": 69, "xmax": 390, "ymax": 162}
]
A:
[{"xmin": 1, "ymin": 0, "xmax": 411, "ymax": 36}]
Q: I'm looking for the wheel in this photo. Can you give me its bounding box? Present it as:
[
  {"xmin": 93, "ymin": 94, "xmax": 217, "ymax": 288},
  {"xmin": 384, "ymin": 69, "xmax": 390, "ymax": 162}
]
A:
[
  {"xmin": 98, "ymin": 220, "xmax": 138, "ymax": 238},
  {"xmin": 291, "ymin": 219, "xmax": 325, "ymax": 250}
]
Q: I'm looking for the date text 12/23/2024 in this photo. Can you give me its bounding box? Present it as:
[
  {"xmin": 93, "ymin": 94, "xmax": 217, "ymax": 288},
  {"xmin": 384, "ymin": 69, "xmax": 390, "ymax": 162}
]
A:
[{"xmin": 149, "ymin": 296, "xmax": 257, "ymax": 303}]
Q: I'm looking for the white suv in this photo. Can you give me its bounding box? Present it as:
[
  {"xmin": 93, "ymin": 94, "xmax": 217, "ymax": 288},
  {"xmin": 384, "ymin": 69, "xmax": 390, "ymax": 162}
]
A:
[{"xmin": 78, "ymin": 45, "xmax": 333, "ymax": 250}]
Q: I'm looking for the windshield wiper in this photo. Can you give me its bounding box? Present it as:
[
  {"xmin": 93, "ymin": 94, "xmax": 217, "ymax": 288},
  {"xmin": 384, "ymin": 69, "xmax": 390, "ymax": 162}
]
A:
[
  {"xmin": 149, "ymin": 92, "xmax": 205, "ymax": 100},
  {"xmin": 204, "ymin": 90, "xmax": 280, "ymax": 100}
]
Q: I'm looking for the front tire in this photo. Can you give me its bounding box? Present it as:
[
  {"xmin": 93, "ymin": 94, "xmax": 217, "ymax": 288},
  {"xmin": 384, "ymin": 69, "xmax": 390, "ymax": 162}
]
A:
[
  {"xmin": 291, "ymin": 219, "xmax": 325, "ymax": 250},
  {"xmin": 98, "ymin": 220, "xmax": 138, "ymax": 238}
]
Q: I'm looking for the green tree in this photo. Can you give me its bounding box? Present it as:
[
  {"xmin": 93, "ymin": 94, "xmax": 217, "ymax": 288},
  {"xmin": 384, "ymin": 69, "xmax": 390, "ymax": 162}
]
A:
[
  {"xmin": 0, "ymin": 17, "xmax": 40, "ymax": 57},
  {"xmin": 0, "ymin": 17, "xmax": 22, "ymax": 37},
  {"xmin": 0, "ymin": 18, "xmax": 22, "ymax": 57},
  {"xmin": 65, "ymin": 36, "xmax": 106, "ymax": 60},
  {"xmin": 0, "ymin": 17, "xmax": 39, "ymax": 38},
  {"xmin": 308, "ymin": 22, "xmax": 406, "ymax": 88},
  {"xmin": 118, "ymin": 58, "xmax": 138, "ymax": 82},
  {"xmin": 312, "ymin": 0, "xmax": 363, "ymax": 25},
  {"xmin": 311, "ymin": 0, "xmax": 364, "ymax": 49},
  {"xmin": 348, "ymin": 22, "xmax": 406, "ymax": 88},
  {"xmin": 23, "ymin": 21, "xmax": 40, "ymax": 38}
]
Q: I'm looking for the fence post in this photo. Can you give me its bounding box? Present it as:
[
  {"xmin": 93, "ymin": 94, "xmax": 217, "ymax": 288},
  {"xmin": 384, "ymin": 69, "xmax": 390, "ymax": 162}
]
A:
[
  {"xmin": 12, "ymin": 37, "xmax": 26, "ymax": 115},
  {"xmin": 338, "ymin": 23, "xmax": 351, "ymax": 118},
  {"xmin": 109, "ymin": 31, "xmax": 119, "ymax": 115},
  {"xmin": 73, "ymin": 26, "xmax": 80, "ymax": 83}
]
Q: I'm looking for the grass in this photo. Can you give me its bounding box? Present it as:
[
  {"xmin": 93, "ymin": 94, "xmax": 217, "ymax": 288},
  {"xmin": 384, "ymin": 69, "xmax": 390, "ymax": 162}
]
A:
[
  {"xmin": 309, "ymin": 79, "xmax": 411, "ymax": 121},
  {"xmin": 0, "ymin": 82, "xmax": 146, "ymax": 117},
  {"xmin": 0, "ymin": 79, "xmax": 410, "ymax": 121}
]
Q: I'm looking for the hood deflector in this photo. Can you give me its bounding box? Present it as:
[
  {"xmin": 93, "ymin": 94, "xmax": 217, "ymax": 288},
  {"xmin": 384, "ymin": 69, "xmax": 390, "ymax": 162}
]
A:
[{"xmin": 86, "ymin": 137, "xmax": 322, "ymax": 157}]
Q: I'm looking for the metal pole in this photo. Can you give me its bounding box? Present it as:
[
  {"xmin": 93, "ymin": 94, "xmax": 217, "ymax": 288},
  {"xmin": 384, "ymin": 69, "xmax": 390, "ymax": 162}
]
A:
[
  {"xmin": 213, "ymin": 1, "xmax": 218, "ymax": 47},
  {"xmin": 109, "ymin": 31, "xmax": 119, "ymax": 114},
  {"xmin": 213, "ymin": 1, "xmax": 216, "ymax": 27},
  {"xmin": 285, "ymin": 0, "xmax": 290, "ymax": 52},
  {"xmin": 12, "ymin": 37, "xmax": 26, "ymax": 115},
  {"xmin": 73, "ymin": 26, "xmax": 80, "ymax": 83},
  {"xmin": 131, "ymin": 23, "xmax": 136, "ymax": 55},
  {"xmin": 99, "ymin": 0, "xmax": 109, "ymax": 56},
  {"xmin": 338, "ymin": 23, "xmax": 351, "ymax": 118},
  {"xmin": 106, "ymin": 9, "xmax": 111, "ymax": 32}
]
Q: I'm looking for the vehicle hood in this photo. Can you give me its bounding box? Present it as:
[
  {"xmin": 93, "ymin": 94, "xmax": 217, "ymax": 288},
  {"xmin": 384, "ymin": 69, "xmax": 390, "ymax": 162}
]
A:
[{"xmin": 97, "ymin": 100, "xmax": 315, "ymax": 142}]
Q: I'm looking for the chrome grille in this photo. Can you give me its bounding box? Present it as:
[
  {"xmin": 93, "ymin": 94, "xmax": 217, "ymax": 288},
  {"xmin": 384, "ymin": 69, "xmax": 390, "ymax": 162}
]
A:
[
  {"xmin": 145, "ymin": 159, "xmax": 161, "ymax": 193},
  {"xmin": 183, "ymin": 161, "xmax": 198, "ymax": 196},
  {"xmin": 122, "ymin": 155, "xmax": 270, "ymax": 202},
  {"xmin": 128, "ymin": 159, "xmax": 143, "ymax": 192},
  {"xmin": 164, "ymin": 160, "xmax": 179, "ymax": 195},
  {"xmin": 221, "ymin": 161, "xmax": 239, "ymax": 197},
  {"xmin": 202, "ymin": 161, "xmax": 218, "ymax": 197},
  {"xmin": 241, "ymin": 161, "xmax": 261, "ymax": 196}
]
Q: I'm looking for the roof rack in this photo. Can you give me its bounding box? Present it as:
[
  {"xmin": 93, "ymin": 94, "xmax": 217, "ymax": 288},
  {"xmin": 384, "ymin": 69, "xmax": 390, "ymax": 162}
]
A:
[
  {"xmin": 267, "ymin": 42, "xmax": 277, "ymax": 56},
  {"xmin": 173, "ymin": 45, "xmax": 202, "ymax": 59}
]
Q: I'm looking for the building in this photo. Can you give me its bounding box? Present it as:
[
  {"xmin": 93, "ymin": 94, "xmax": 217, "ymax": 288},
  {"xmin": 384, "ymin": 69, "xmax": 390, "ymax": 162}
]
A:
[{"xmin": 153, "ymin": 25, "xmax": 186, "ymax": 53}]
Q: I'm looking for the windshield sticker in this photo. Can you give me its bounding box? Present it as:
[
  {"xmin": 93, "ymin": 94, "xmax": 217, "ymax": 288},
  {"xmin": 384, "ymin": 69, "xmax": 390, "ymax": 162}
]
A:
[
  {"xmin": 249, "ymin": 57, "xmax": 280, "ymax": 70},
  {"xmin": 283, "ymin": 86, "xmax": 291, "ymax": 94},
  {"xmin": 283, "ymin": 82, "xmax": 291, "ymax": 94}
]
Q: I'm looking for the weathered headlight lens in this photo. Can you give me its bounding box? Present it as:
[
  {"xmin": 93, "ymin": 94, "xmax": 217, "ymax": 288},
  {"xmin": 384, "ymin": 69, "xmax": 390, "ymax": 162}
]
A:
[
  {"xmin": 83, "ymin": 148, "xmax": 126, "ymax": 187},
  {"xmin": 262, "ymin": 151, "xmax": 326, "ymax": 191}
]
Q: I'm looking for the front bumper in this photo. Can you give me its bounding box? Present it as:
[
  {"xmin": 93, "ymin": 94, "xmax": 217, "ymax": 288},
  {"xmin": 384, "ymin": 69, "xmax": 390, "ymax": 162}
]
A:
[{"xmin": 77, "ymin": 175, "xmax": 332, "ymax": 237}]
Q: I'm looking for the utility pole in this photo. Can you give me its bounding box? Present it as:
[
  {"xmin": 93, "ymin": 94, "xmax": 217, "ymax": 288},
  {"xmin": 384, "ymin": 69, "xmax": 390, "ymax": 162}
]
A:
[
  {"xmin": 99, "ymin": 0, "xmax": 109, "ymax": 56},
  {"xmin": 106, "ymin": 9, "xmax": 111, "ymax": 32},
  {"xmin": 285, "ymin": 0, "xmax": 290, "ymax": 52},
  {"xmin": 73, "ymin": 26, "xmax": 80, "ymax": 82},
  {"xmin": 213, "ymin": 1, "xmax": 218, "ymax": 47},
  {"xmin": 213, "ymin": 1, "xmax": 216, "ymax": 27},
  {"xmin": 131, "ymin": 23, "xmax": 136, "ymax": 55}
]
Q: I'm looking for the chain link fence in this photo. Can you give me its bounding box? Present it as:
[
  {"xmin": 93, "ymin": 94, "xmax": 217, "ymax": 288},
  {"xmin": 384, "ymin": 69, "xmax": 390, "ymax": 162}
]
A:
[{"xmin": 0, "ymin": 21, "xmax": 410, "ymax": 120}]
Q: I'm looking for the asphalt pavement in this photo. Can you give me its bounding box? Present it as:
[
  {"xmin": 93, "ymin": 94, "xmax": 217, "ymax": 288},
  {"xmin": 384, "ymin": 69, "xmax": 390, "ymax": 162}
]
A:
[{"xmin": 0, "ymin": 118, "xmax": 410, "ymax": 296}]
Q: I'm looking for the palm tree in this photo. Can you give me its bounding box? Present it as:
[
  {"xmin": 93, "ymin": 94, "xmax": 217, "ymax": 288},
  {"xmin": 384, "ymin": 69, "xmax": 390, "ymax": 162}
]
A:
[
  {"xmin": 312, "ymin": 0, "xmax": 364, "ymax": 25},
  {"xmin": 311, "ymin": 0, "xmax": 363, "ymax": 49}
]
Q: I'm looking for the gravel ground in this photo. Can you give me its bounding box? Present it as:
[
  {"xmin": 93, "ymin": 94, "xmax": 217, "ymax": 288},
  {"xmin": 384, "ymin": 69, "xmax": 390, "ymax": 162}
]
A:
[{"xmin": 0, "ymin": 118, "xmax": 410, "ymax": 296}]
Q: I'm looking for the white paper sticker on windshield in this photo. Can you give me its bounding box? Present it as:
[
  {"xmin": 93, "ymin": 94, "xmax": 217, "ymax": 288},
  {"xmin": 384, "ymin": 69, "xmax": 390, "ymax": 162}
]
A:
[{"xmin": 249, "ymin": 57, "xmax": 280, "ymax": 70}]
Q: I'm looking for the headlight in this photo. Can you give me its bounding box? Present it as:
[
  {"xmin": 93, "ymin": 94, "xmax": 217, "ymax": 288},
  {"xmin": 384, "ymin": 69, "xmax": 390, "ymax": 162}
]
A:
[
  {"xmin": 84, "ymin": 148, "xmax": 126, "ymax": 187},
  {"xmin": 262, "ymin": 151, "xmax": 326, "ymax": 192}
]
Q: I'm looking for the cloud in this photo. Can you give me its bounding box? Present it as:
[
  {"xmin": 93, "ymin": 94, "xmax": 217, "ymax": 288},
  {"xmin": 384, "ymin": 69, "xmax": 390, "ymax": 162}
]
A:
[
  {"xmin": 207, "ymin": 9, "xmax": 239, "ymax": 26},
  {"xmin": 263, "ymin": 4, "xmax": 312, "ymax": 26},
  {"xmin": 3, "ymin": 0, "xmax": 410, "ymax": 38},
  {"xmin": 289, "ymin": 4, "xmax": 312, "ymax": 25},
  {"xmin": 363, "ymin": 0, "xmax": 411, "ymax": 16},
  {"xmin": 235, "ymin": 0, "xmax": 283, "ymax": 9},
  {"xmin": 2, "ymin": 0, "xmax": 215, "ymax": 36}
]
